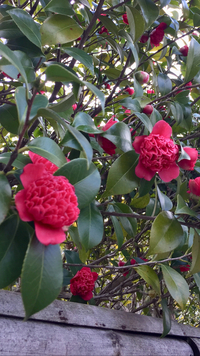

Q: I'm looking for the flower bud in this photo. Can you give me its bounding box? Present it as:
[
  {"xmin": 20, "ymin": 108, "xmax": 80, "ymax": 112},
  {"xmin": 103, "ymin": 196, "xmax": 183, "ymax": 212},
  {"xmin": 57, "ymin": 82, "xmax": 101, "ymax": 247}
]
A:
[
  {"xmin": 142, "ymin": 104, "xmax": 153, "ymax": 115},
  {"xmin": 179, "ymin": 45, "xmax": 189, "ymax": 56},
  {"xmin": 135, "ymin": 71, "xmax": 149, "ymax": 84}
]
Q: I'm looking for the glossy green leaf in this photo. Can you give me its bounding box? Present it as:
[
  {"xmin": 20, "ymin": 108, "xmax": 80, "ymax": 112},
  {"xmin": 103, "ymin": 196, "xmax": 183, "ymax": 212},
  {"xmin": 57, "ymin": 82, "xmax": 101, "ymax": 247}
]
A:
[
  {"xmin": 157, "ymin": 73, "xmax": 172, "ymax": 96},
  {"xmin": 148, "ymin": 211, "xmax": 184, "ymax": 255},
  {"xmin": 82, "ymin": 81, "xmax": 105, "ymax": 114},
  {"xmin": 119, "ymin": 30, "xmax": 139, "ymax": 67},
  {"xmin": 104, "ymin": 151, "xmax": 140, "ymax": 197},
  {"xmin": 157, "ymin": 185, "xmax": 173, "ymax": 211},
  {"xmin": 160, "ymin": 0, "xmax": 171, "ymax": 8},
  {"xmin": 131, "ymin": 192, "xmax": 150, "ymax": 209},
  {"xmin": 108, "ymin": 205, "xmax": 124, "ymax": 248},
  {"xmin": 28, "ymin": 137, "xmax": 67, "ymax": 167},
  {"xmin": 189, "ymin": 230, "xmax": 200, "ymax": 275},
  {"xmin": 98, "ymin": 15, "xmax": 119, "ymax": 36},
  {"xmin": 175, "ymin": 194, "xmax": 197, "ymax": 217},
  {"xmin": 44, "ymin": 0, "xmax": 74, "ymax": 15},
  {"xmin": 161, "ymin": 299, "xmax": 171, "ymax": 337},
  {"xmin": 15, "ymin": 86, "xmax": 27, "ymax": 132},
  {"xmin": 30, "ymin": 95, "xmax": 49, "ymax": 120},
  {"xmin": 78, "ymin": 202, "xmax": 104, "ymax": 250},
  {"xmin": 0, "ymin": 174, "xmax": 12, "ymax": 225},
  {"xmin": 73, "ymin": 112, "xmax": 102, "ymax": 134},
  {"xmin": 126, "ymin": 6, "xmax": 145, "ymax": 42},
  {"xmin": 119, "ymin": 98, "xmax": 141, "ymax": 112},
  {"xmin": 185, "ymin": 38, "xmax": 200, "ymax": 83},
  {"xmin": 21, "ymin": 234, "xmax": 63, "ymax": 319},
  {"xmin": 62, "ymin": 124, "xmax": 93, "ymax": 167},
  {"xmin": 0, "ymin": 152, "xmax": 31, "ymax": 169},
  {"xmin": 182, "ymin": 0, "xmax": 190, "ymax": 19},
  {"xmin": 63, "ymin": 269, "xmax": 73, "ymax": 286},
  {"xmin": 8, "ymin": 8, "xmax": 41, "ymax": 48},
  {"xmin": 101, "ymin": 122, "xmax": 133, "ymax": 153},
  {"xmin": 0, "ymin": 216, "xmax": 30, "ymax": 288},
  {"xmin": 0, "ymin": 19, "xmax": 23, "ymax": 40},
  {"xmin": 138, "ymin": 177, "xmax": 154, "ymax": 197},
  {"xmin": 54, "ymin": 158, "xmax": 101, "ymax": 209},
  {"xmin": 64, "ymin": 249, "xmax": 82, "ymax": 275},
  {"xmin": 161, "ymin": 264, "xmax": 189, "ymax": 310},
  {"xmin": 138, "ymin": 0, "xmax": 159, "ymax": 28},
  {"xmin": 134, "ymin": 78, "xmax": 143, "ymax": 98},
  {"xmin": 62, "ymin": 47, "xmax": 94, "ymax": 74},
  {"xmin": 41, "ymin": 14, "xmax": 83, "ymax": 45},
  {"xmin": 37, "ymin": 108, "xmax": 68, "ymax": 129},
  {"xmin": 135, "ymin": 265, "xmax": 161, "ymax": 295},
  {"xmin": 45, "ymin": 63, "xmax": 81, "ymax": 84},
  {"xmin": 113, "ymin": 203, "xmax": 137, "ymax": 237},
  {"xmin": 134, "ymin": 112, "xmax": 153, "ymax": 132},
  {"xmin": 49, "ymin": 93, "xmax": 75, "ymax": 113},
  {"xmin": 0, "ymin": 104, "xmax": 19, "ymax": 134},
  {"xmin": 0, "ymin": 41, "xmax": 28, "ymax": 86}
]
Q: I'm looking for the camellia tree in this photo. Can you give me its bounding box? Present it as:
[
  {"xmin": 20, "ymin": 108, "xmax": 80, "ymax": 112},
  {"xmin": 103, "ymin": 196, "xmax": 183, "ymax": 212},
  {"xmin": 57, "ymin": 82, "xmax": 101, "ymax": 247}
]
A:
[{"xmin": 1, "ymin": 0, "xmax": 200, "ymax": 334}]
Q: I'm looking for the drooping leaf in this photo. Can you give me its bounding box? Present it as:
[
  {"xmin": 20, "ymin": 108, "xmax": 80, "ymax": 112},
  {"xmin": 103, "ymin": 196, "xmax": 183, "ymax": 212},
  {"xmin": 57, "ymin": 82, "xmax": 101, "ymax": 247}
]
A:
[
  {"xmin": 44, "ymin": 0, "xmax": 74, "ymax": 16},
  {"xmin": 0, "ymin": 174, "xmax": 12, "ymax": 225},
  {"xmin": 161, "ymin": 299, "xmax": 171, "ymax": 337},
  {"xmin": 175, "ymin": 194, "xmax": 197, "ymax": 217},
  {"xmin": 135, "ymin": 265, "xmax": 161, "ymax": 295},
  {"xmin": 21, "ymin": 234, "xmax": 63, "ymax": 319},
  {"xmin": 138, "ymin": 0, "xmax": 159, "ymax": 28},
  {"xmin": 148, "ymin": 211, "xmax": 184, "ymax": 255},
  {"xmin": 73, "ymin": 112, "xmax": 102, "ymax": 134},
  {"xmin": 100, "ymin": 122, "xmax": 133, "ymax": 153},
  {"xmin": 185, "ymin": 38, "xmax": 200, "ymax": 83},
  {"xmin": 62, "ymin": 47, "xmax": 94, "ymax": 74},
  {"xmin": 113, "ymin": 203, "xmax": 137, "ymax": 237},
  {"xmin": 54, "ymin": 158, "xmax": 101, "ymax": 209},
  {"xmin": 41, "ymin": 14, "xmax": 83, "ymax": 45},
  {"xmin": 77, "ymin": 202, "xmax": 104, "ymax": 250},
  {"xmin": 107, "ymin": 205, "xmax": 124, "ymax": 248},
  {"xmin": 189, "ymin": 230, "xmax": 200, "ymax": 275},
  {"xmin": 0, "ymin": 152, "xmax": 31, "ymax": 169},
  {"xmin": 0, "ymin": 105, "xmax": 19, "ymax": 134},
  {"xmin": 157, "ymin": 185, "xmax": 173, "ymax": 211},
  {"xmin": 15, "ymin": 86, "xmax": 27, "ymax": 132},
  {"xmin": 8, "ymin": 8, "xmax": 41, "ymax": 48},
  {"xmin": 104, "ymin": 151, "xmax": 140, "ymax": 197},
  {"xmin": 161, "ymin": 264, "xmax": 189, "ymax": 310},
  {"xmin": 0, "ymin": 216, "xmax": 31, "ymax": 288},
  {"xmin": 126, "ymin": 6, "xmax": 145, "ymax": 42},
  {"xmin": 64, "ymin": 249, "xmax": 83, "ymax": 275},
  {"xmin": 157, "ymin": 73, "xmax": 172, "ymax": 96},
  {"xmin": 134, "ymin": 112, "xmax": 153, "ymax": 132}
]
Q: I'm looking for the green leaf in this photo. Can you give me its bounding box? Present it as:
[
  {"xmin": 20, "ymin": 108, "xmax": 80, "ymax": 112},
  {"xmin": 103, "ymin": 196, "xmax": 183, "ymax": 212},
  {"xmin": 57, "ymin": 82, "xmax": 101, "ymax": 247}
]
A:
[
  {"xmin": 175, "ymin": 194, "xmax": 197, "ymax": 217},
  {"xmin": 185, "ymin": 38, "xmax": 200, "ymax": 83},
  {"xmin": 157, "ymin": 185, "xmax": 173, "ymax": 211},
  {"xmin": 157, "ymin": 73, "xmax": 172, "ymax": 96},
  {"xmin": 63, "ymin": 269, "xmax": 73, "ymax": 286},
  {"xmin": 135, "ymin": 265, "xmax": 161, "ymax": 295},
  {"xmin": 44, "ymin": 0, "xmax": 74, "ymax": 16},
  {"xmin": 126, "ymin": 6, "xmax": 145, "ymax": 42},
  {"xmin": 15, "ymin": 86, "xmax": 27, "ymax": 132},
  {"xmin": 64, "ymin": 249, "xmax": 82, "ymax": 275},
  {"xmin": 131, "ymin": 192, "xmax": 150, "ymax": 209},
  {"xmin": 8, "ymin": 8, "xmax": 41, "ymax": 48},
  {"xmin": 0, "ymin": 40, "xmax": 28, "ymax": 86},
  {"xmin": 161, "ymin": 265, "xmax": 189, "ymax": 310},
  {"xmin": 21, "ymin": 234, "xmax": 63, "ymax": 319},
  {"xmin": 134, "ymin": 112, "xmax": 153, "ymax": 132},
  {"xmin": 134, "ymin": 78, "xmax": 143, "ymax": 98},
  {"xmin": 98, "ymin": 15, "xmax": 119, "ymax": 36},
  {"xmin": 77, "ymin": 202, "xmax": 104, "ymax": 250},
  {"xmin": 138, "ymin": 0, "xmax": 159, "ymax": 28},
  {"xmin": 45, "ymin": 63, "xmax": 81, "ymax": 84},
  {"xmin": 30, "ymin": 95, "xmax": 49, "ymax": 120},
  {"xmin": 50, "ymin": 93, "xmax": 75, "ymax": 113},
  {"xmin": 182, "ymin": 0, "xmax": 190, "ymax": 19},
  {"xmin": 148, "ymin": 211, "xmax": 184, "ymax": 255},
  {"xmin": 101, "ymin": 122, "xmax": 133, "ymax": 153},
  {"xmin": 119, "ymin": 30, "xmax": 139, "ymax": 68},
  {"xmin": 0, "ymin": 216, "xmax": 30, "ymax": 288},
  {"xmin": 62, "ymin": 47, "xmax": 94, "ymax": 74},
  {"xmin": 107, "ymin": 205, "xmax": 124, "ymax": 248},
  {"xmin": 54, "ymin": 158, "xmax": 101, "ymax": 209},
  {"xmin": 0, "ymin": 152, "xmax": 31, "ymax": 169},
  {"xmin": 138, "ymin": 177, "xmax": 154, "ymax": 197},
  {"xmin": 161, "ymin": 299, "xmax": 171, "ymax": 337},
  {"xmin": 189, "ymin": 230, "xmax": 200, "ymax": 275},
  {"xmin": 0, "ymin": 104, "xmax": 19, "ymax": 134},
  {"xmin": 119, "ymin": 98, "xmax": 141, "ymax": 112},
  {"xmin": 0, "ymin": 174, "xmax": 12, "ymax": 225},
  {"xmin": 28, "ymin": 137, "xmax": 67, "ymax": 167},
  {"xmin": 37, "ymin": 108, "xmax": 68, "ymax": 129},
  {"xmin": 41, "ymin": 14, "xmax": 83, "ymax": 45},
  {"xmin": 113, "ymin": 203, "xmax": 137, "ymax": 237},
  {"xmin": 61, "ymin": 124, "xmax": 93, "ymax": 167},
  {"xmin": 194, "ymin": 272, "xmax": 200, "ymax": 291},
  {"xmin": 103, "ymin": 151, "xmax": 140, "ymax": 197},
  {"xmin": 82, "ymin": 81, "xmax": 105, "ymax": 114},
  {"xmin": 73, "ymin": 112, "xmax": 102, "ymax": 134}
]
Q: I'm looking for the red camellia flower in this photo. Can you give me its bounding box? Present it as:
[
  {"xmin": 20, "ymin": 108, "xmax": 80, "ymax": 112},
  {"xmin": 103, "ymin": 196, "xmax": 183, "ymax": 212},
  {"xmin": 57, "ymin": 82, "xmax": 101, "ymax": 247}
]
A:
[
  {"xmin": 188, "ymin": 177, "xmax": 200, "ymax": 196},
  {"xmin": 150, "ymin": 22, "xmax": 167, "ymax": 47},
  {"xmin": 29, "ymin": 152, "xmax": 70, "ymax": 174},
  {"xmin": 122, "ymin": 13, "xmax": 129, "ymax": 25},
  {"xmin": 142, "ymin": 104, "xmax": 153, "ymax": 115},
  {"xmin": 180, "ymin": 264, "xmax": 190, "ymax": 272},
  {"xmin": 105, "ymin": 83, "xmax": 111, "ymax": 89},
  {"xmin": 125, "ymin": 109, "xmax": 131, "ymax": 115},
  {"xmin": 15, "ymin": 164, "xmax": 80, "ymax": 245},
  {"xmin": 133, "ymin": 121, "xmax": 180, "ymax": 182},
  {"xmin": 97, "ymin": 118, "xmax": 117, "ymax": 155},
  {"xmin": 147, "ymin": 89, "xmax": 155, "ymax": 94},
  {"xmin": 72, "ymin": 103, "xmax": 77, "ymax": 110},
  {"xmin": 125, "ymin": 87, "xmax": 134, "ymax": 95},
  {"xmin": 140, "ymin": 33, "xmax": 149, "ymax": 43},
  {"xmin": 99, "ymin": 26, "xmax": 109, "ymax": 35},
  {"xmin": 178, "ymin": 147, "xmax": 198, "ymax": 170},
  {"xmin": 70, "ymin": 267, "xmax": 98, "ymax": 300},
  {"xmin": 179, "ymin": 45, "xmax": 189, "ymax": 56}
]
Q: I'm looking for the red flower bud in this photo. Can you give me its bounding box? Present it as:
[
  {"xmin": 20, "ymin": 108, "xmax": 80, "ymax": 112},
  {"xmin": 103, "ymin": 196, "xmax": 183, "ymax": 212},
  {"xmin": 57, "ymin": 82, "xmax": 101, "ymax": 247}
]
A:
[
  {"xmin": 97, "ymin": 118, "xmax": 117, "ymax": 155},
  {"xmin": 122, "ymin": 13, "xmax": 129, "ymax": 25},
  {"xmin": 179, "ymin": 45, "xmax": 189, "ymax": 56},
  {"xmin": 105, "ymin": 83, "xmax": 111, "ymax": 89},
  {"xmin": 125, "ymin": 87, "xmax": 134, "ymax": 95},
  {"xmin": 72, "ymin": 103, "xmax": 77, "ymax": 110},
  {"xmin": 147, "ymin": 89, "xmax": 155, "ymax": 94},
  {"xmin": 140, "ymin": 34, "xmax": 149, "ymax": 43},
  {"xmin": 142, "ymin": 104, "xmax": 153, "ymax": 115}
]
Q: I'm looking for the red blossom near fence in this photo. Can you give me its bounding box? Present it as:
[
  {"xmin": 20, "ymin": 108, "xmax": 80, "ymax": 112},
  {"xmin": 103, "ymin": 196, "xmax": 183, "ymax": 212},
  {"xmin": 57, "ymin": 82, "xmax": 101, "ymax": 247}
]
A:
[
  {"xmin": 15, "ymin": 164, "xmax": 79, "ymax": 245},
  {"xmin": 70, "ymin": 267, "xmax": 98, "ymax": 300}
]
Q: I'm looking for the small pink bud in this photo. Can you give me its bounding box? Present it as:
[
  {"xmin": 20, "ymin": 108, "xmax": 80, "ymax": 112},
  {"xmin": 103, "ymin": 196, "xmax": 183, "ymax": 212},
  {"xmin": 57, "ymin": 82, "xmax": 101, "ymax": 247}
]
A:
[
  {"xmin": 142, "ymin": 105, "xmax": 153, "ymax": 115},
  {"xmin": 135, "ymin": 71, "xmax": 149, "ymax": 84}
]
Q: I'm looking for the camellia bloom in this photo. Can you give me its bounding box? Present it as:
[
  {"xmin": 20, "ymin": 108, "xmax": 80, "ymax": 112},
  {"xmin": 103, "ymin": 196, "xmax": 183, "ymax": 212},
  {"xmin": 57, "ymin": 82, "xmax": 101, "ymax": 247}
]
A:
[
  {"xmin": 70, "ymin": 267, "xmax": 98, "ymax": 300},
  {"xmin": 180, "ymin": 264, "xmax": 190, "ymax": 272},
  {"xmin": 188, "ymin": 177, "xmax": 200, "ymax": 196},
  {"xmin": 147, "ymin": 89, "xmax": 155, "ymax": 94},
  {"xmin": 133, "ymin": 121, "xmax": 180, "ymax": 182},
  {"xmin": 72, "ymin": 103, "xmax": 77, "ymax": 110},
  {"xmin": 140, "ymin": 33, "xmax": 149, "ymax": 43},
  {"xmin": 179, "ymin": 45, "xmax": 189, "ymax": 56},
  {"xmin": 150, "ymin": 22, "xmax": 167, "ymax": 47},
  {"xmin": 122, "ymin": 13, "xmax": 129, "ymax": 25},
  {"xmin": 97, "ymin": 118, "xmax": 117, "ymax": 155},
  {"xmin": 15, "ymin": 164, "xmax": 80, "ymax": 245},
  {"xmin": 143, "ymin": 104, "xmax": 153, "ymax": 115},
  {"xmin": 125, "ymin": 87, "xmax": 134, "ymax": 95},
  {"xmin": 99, "ymin": 26, "xmax": 109, "ymax": 35},
  {"xmin": 29, "ymin": 152, "xmax": 70, "ymax": 174},
  {"xmin": 135, "ymin": 71, "xmax": 149, "ymax": 84},
  {"xmin": 178, "ymin": 147, "xmax": 198, "ymax": 170}
]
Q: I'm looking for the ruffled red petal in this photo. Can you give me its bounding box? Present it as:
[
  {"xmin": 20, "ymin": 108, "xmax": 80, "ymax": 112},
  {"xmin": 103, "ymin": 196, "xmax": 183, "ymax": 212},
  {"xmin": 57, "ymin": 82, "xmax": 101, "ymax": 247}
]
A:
[
  {"xmin": 132, "ymin": 135, "xmax": 146, "ymax": 153},
  {"xmin": 135, "ymin": 158, "xmax": 155, "ymax": 181},
  {"xmin": 35, "ymin": 222, "xmax": 66, "ymax": 246},
  {"xmin": 151, "ymin": 120, "xmax": 172, "ymax": 138},
  {"xmin": 15, "ymin": 190, "xmax": 33, "ymax": 221},
  {"xmin": 92, "ymin": 272, "xmax": 98, "ymax": 282},
  {"xmin": 158, "ymin": 162, "xmax": 179, "ymax": 182},
  {"xmin": 81, "ymin": 291, "xmax": 93, "ymax": 301},
  {"xmin": 20, "ymin": 163, "xmax": 48, "ymax": 189}
]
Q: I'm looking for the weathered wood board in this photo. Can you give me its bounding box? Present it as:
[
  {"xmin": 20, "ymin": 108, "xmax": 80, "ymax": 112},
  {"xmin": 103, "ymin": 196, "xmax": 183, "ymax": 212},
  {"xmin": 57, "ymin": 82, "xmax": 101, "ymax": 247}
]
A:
[{"xmin": 0, "ymin": 290, "xmax": 198, "ymax": 356}]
